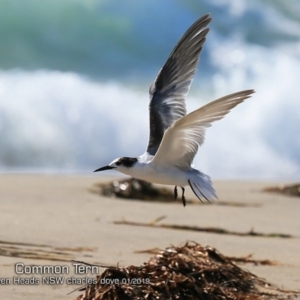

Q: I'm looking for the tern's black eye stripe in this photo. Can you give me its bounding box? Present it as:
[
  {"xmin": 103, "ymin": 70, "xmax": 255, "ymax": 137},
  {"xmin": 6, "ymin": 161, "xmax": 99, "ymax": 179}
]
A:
[{"xmin": 117, "ymin": 157, "xmax": 138, "ymax": 167}]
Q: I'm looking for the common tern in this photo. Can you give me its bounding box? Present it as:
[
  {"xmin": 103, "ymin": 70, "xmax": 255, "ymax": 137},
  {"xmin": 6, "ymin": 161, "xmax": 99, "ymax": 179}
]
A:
[{"xmin": 95, "ymin": 14, "xmax": 254, "ymax": 206}]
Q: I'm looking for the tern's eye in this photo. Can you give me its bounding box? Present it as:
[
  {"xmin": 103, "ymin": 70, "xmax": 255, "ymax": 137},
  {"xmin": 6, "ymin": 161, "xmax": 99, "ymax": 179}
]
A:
[{"xmin": 116, "ymin": 160, "xmax": 122, "ymax": 166}]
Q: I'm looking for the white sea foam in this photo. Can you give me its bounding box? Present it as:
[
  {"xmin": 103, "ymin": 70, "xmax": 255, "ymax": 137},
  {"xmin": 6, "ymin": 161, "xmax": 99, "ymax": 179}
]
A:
[
  {"xmin": 0, "ymin": 70, "xmax": 147, "ymax": 171},
  {"xmin": 0, "ymin": 68, "xmax": 299, "ymax": 179},
  {"xmin": 203, "ymin": 38, "xmax": 300, "ymax": 179}
]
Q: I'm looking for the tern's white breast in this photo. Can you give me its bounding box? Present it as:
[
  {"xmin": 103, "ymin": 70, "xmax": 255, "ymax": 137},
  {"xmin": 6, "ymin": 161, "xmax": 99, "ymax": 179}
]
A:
[{"xmin": 119, "ymin": 161, "xmax": 188, "ymax": 186}]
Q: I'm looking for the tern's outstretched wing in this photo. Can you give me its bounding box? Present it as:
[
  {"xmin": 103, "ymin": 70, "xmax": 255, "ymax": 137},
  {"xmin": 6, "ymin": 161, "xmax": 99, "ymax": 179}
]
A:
[
  {"xmin": 151, "ymin": 90, "xmax": 255, "ymax": 170},
  {"xmin": 146, "ymin": 14, "xmax": 211, "ymax": 156}
]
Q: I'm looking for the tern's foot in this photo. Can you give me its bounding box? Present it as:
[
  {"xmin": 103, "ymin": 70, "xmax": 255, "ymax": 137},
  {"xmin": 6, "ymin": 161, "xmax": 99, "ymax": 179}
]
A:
[
  {"xmin": 181, "ymin": 187, "xmax": 186, "ymax": 207},
  {"xmin": 174, "ymin": 186, "xmax": 178, "ymax": 200}
]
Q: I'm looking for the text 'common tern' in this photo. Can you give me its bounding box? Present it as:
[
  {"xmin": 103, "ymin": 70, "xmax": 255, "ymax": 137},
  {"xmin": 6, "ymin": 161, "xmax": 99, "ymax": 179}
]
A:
[{"xmin": 94, "ymin": 14, "xmax": 254, "ymax": 206}]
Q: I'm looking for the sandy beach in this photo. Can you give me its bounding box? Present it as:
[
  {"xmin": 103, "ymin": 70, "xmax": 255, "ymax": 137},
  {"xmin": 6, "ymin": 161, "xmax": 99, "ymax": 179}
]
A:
[{"xmin": 0, "ymin": 173, "xmax": 299, "ymax": 299}]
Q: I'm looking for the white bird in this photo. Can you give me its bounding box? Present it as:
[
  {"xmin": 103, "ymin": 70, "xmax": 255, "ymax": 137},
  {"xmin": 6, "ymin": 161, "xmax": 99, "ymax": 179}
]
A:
[{"xmin": 94, "ymin": 14, "xmax": 254, "ymax": 206}]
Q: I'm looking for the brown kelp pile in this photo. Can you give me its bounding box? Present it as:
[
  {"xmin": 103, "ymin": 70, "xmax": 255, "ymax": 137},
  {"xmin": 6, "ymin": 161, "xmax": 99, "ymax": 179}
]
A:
[
  {"xmin": 75, "ymin": 242, "xmax": 296, "ymax": 300},
  {"xmin": 89, "ymin": 178, "xmax": 196, "ymax": 204},
  {"xmin": 90, "ymin": 178, "xmax": 260, "ymax": 207},
  {"xmin": 263, "ymin": 183, "xmax": 300, "ymax": 197}
]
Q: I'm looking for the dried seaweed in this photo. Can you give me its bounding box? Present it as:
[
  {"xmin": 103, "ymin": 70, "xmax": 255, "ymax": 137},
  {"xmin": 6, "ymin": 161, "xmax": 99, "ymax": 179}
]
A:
[
  {"xmin": 0, "ymin": 240, "xmax": 95, "ymax": 262},
  {"xmin": 75, "ymin": 242, "xmax": 297, "ymax": 300},
  {"xmin": 135, "ymin": 248, "xmax": 277, "ymax": 266},
  {"xmin": 263, "ymin": 183, "xmax": 300, "ymax": 197},
  {"xmin": 90, "ymin": 178, "xmax": 260, "ymax": 207},
  {"xmin": 114, "ymin": 218, "xmax": 294, "ymax": 238},
  {"xmin": 90, "ymin": 178, "xmax": 180, "ymax": 202},
  {"xmin": 225, "ymin": 255, "xmax": 277, "ymax": 266}
]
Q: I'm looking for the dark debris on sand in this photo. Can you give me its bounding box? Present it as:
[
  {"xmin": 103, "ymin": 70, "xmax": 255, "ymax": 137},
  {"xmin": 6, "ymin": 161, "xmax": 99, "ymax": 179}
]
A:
[
  {"xmin": 263, "ymin": 183, "xmax": 300, "ymax": 197},
  {"xmin": 90, "ymin": 178, "xmax": 184, "ymax": 202},
  {"xmin": 75, "ymin": 242, "xmax": 297, "ymax": 300},
  {"xmin": 90, "ymin": 178, "xmax": 260, "ymax": 207}
]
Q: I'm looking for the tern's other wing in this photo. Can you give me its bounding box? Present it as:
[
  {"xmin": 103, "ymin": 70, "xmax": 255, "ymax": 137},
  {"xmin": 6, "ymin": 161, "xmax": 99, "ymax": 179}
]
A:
[
  {"xmin": 146, "ymin": 14, "xmax": 211, "ymax": 156},
  {"xmin": 151, "ymin": 90, "xmax": 255, "ymax": 170}
]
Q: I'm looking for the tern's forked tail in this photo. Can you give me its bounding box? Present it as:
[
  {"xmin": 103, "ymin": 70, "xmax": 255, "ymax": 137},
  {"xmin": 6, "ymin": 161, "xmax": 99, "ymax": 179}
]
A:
[{"xmin": 188, "ymin": 169, "xmax": 218, "ymax": 202}]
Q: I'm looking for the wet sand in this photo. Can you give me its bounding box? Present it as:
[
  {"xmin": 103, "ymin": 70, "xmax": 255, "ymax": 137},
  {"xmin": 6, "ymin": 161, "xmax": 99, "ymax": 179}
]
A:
[{"xmin": 0, "ymin": 174, "xmax": 299, "ymax": 299}]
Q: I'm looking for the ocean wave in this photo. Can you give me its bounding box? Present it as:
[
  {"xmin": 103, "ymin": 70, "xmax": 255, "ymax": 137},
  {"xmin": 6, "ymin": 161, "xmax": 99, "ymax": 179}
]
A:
[
  {"xmin": 0, "ymin": 69, "xmax": 299, "ymax": 179},
  {"xmin": 1, "ymin": 0, "xmax": 299, "ymax": 79}
]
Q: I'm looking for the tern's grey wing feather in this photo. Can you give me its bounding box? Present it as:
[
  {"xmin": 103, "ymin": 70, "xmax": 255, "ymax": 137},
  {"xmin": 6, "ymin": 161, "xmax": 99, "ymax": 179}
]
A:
[
  {"xmin": 151, "ymin": 90, "xmax": 255, "ymax": 170},
  {"xmin": 146, "ymin": 14, "xmax": 212, "ymax": 156}
]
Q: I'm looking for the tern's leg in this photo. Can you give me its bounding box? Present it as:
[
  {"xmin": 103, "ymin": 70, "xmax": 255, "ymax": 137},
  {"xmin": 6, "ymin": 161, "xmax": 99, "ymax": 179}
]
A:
[
  {"xmin": 174, "ymin": 186, "xmax": 178, "ymax": 200},
  {"xmin": 181, "ymin": 187, "xmax": 186, "ymax": 207}
]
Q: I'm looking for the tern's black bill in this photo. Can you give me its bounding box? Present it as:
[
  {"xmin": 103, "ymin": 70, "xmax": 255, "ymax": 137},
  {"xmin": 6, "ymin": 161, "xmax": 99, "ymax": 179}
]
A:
[{"xmin": 94, "ymin": 166, "xmax": 115, "ymax": 172}]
